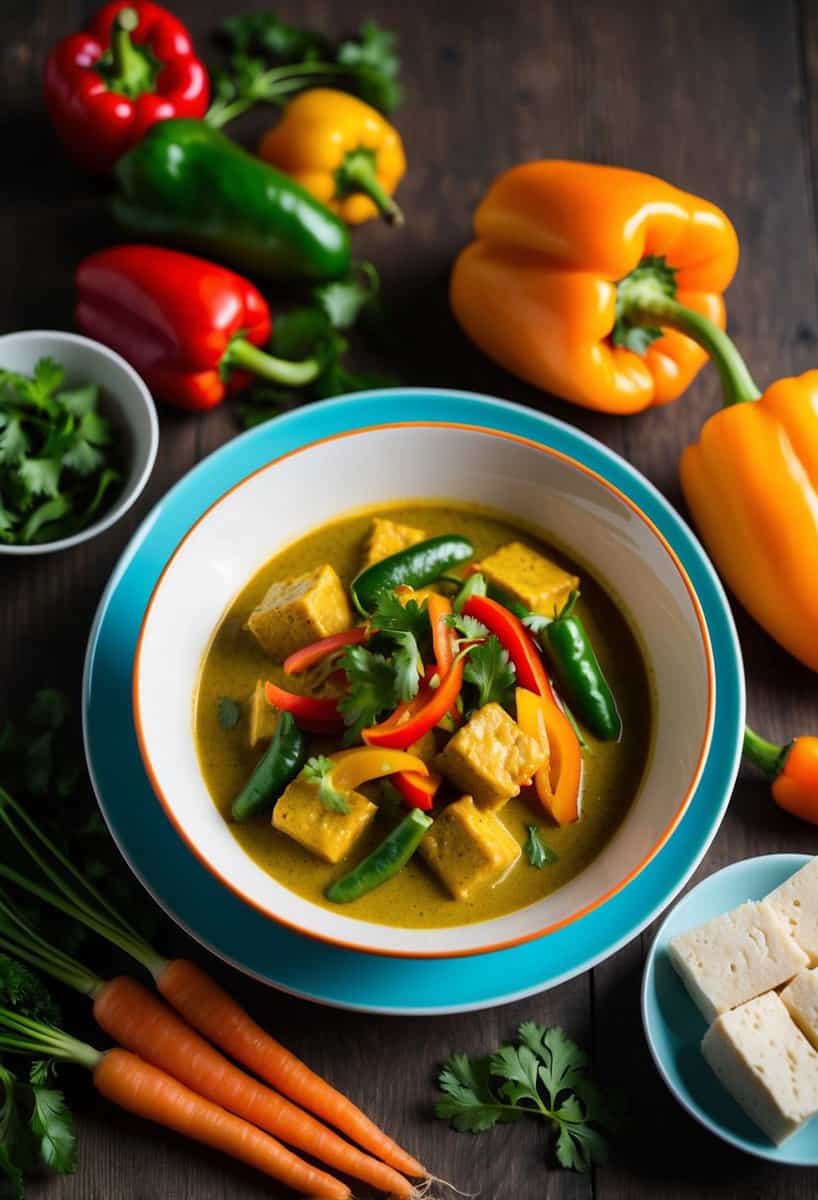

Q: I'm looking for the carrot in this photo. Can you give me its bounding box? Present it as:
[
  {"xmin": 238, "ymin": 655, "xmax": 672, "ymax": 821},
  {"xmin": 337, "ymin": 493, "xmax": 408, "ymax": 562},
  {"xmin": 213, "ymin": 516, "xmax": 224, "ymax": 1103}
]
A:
[
  {"xmin": 93, "ymin": 975, "xmax": 415, "ymax": 1197},
  {"xmin": 94, "ymin": 1049, "xmax": 351, "ymax": 1199},
  {"xmin": 157, "ymin": 958, "xmax": 426, "ymax": 1179}
]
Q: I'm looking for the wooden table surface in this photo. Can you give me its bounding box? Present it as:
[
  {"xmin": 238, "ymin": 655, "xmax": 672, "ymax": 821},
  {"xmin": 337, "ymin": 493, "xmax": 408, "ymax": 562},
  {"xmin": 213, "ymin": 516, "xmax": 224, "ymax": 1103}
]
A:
[{"xmin": 3, "ymin": 0, "xmax": 818, "ymax": 1195}]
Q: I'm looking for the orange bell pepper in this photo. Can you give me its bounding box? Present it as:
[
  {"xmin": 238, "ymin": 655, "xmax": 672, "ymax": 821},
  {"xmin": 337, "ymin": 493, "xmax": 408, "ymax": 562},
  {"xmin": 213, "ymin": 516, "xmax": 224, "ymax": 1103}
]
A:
[
  {"xmin": 450, "ymin": 161, "xmax": 739, "ymax": 413},
  {"xmin": 681, "ymin": 370, "xmax": 818, "ymax": 672},
  {"xmin": 744, "ymin": 729, "xmax": 818, "ymax": 825},
  {"xmin": 516, "ymin": 687, "xmax": 582, "ymax": 825},
  {"xmin": 257, "ymin": 88, "xmax": 406, "ymax": 226}
]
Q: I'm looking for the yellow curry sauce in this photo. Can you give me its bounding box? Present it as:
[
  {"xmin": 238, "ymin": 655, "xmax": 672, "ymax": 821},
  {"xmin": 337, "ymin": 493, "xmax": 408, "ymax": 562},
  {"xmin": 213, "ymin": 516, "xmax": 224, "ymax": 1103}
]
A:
[{"xmin": 194, "ymin": 502, "xmax": 653, "ymax": 929}]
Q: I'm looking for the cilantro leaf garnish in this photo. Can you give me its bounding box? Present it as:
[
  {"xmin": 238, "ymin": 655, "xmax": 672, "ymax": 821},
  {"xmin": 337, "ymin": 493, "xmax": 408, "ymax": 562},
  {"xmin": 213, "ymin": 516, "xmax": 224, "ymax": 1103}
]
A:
[
  {"xmin": 446, "ymin": 612, "xmax": 488, "ymax": 643},
  {"xmin": 29, "ymin": 1086, "xmax": 75, "ymax": 1174},
  {"xmin": 338, "ymin": 646, "xmax": 397, "ymax": 744},
  {"xmin": 0, "ymin": 358, "xmax": 121, "ymax": 545},
  {"xmin": 303, "ymin": 756, "xmax": 351, "ymax": 813},
  {"xmin": 524, "ymin": 825, "xmax": 558, "ymax": 869},
  {"xmin": 368, "ymin": 590, "xmax": 430, "ymax": 701},
  {"xmin": 217, "ymin": 698, "xmax": 242, "ymax": 731},
  {"xmin": 435, "ymin": 1022, "xmax": 624, "ymax": 1172},
  {"xmin": 463, "ymin": 636, "xmax": 516, "ymax": 709}
]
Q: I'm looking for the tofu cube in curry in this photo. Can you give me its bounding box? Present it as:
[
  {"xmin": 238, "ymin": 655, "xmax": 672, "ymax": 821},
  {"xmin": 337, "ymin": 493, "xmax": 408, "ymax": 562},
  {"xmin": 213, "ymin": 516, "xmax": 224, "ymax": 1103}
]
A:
[
  {"xmin": 361, "ymin": 517, "xmax": 425, "ymax": 568},
  {"xmin": 247, "ymin": 680, "xmax": 279, "ymax": 748},
  {"xmin": 272, "ymin": 775, "xmax": 376, "ymax": 864},
  {"xmin": 479, "ymin": 541, "xmax": 579, "ymax": 617},
  {"xmin": 246, "ymin": 564, "xmax": 353, "ymax": 660},
  {"xmin": 420, "ymin": 796, "xmax": 521, "ymax": 900},
  {"xmin": 435, "ymin": 702, "xmax": 546, "ymax": 811}
]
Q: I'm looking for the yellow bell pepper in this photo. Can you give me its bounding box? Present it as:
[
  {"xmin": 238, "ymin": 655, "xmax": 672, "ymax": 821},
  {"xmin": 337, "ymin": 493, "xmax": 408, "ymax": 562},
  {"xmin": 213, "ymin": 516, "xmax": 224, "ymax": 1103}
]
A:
[
  {"xmin": 257, "ymin": 88, "xmax": 406, "ymax": 226},
  {"xmin": 328, "ymin": 747, "xmax": 427, "ymax": 792},
  {"xmin": 681, "ymin": 369, "xmax": 818, "ymax": 672}
]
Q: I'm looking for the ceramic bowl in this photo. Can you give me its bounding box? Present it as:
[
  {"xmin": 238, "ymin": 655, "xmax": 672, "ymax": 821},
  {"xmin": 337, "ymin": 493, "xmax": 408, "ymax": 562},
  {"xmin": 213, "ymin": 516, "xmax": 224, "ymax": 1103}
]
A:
[
  {"xmin": 0, "ymin": 330, "xmax": 158, "ymax": 555},
  {"xmin": 642, "ymin": 854, "xmax": 818, "ymax": 1165},
  {"xmin": 134, "ymin": 418, "xmax": 717, "ymax": 958}
]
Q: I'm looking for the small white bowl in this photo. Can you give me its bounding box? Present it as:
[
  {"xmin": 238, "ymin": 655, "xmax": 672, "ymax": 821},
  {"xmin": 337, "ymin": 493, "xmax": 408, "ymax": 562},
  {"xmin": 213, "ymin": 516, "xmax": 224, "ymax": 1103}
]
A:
[
  {"xmin": 0, "ymin": 330, "xmax": 158, "ymax": 555},
  {"xmin": 134, "ymin": 420, "xmax": 717, "ymax": 959}
]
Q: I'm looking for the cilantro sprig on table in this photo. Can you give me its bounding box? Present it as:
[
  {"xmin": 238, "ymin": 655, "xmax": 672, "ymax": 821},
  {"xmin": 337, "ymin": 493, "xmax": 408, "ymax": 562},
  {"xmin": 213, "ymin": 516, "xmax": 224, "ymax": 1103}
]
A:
[
  {"xmin": 0, "ymin": 958, "xmax": 76, "ymax": 1198},
  {"xmin": 435, "ymin": 1022, "xmax": 625, "ymax": 1172},
  {"xmin": 0, "ymin": 359, "xmax": 120, "ymax": 546}
]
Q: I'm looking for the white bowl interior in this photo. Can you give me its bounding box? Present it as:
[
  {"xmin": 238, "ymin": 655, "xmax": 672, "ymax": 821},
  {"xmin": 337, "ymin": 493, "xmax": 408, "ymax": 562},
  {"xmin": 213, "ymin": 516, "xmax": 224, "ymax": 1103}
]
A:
[
  {"xmin": 0, "ymin": 330, "xmax": 158, "ymax": 554},
  {"xmin": 135, "ymin": 425, "xmax": 713, "ymax": 956}
]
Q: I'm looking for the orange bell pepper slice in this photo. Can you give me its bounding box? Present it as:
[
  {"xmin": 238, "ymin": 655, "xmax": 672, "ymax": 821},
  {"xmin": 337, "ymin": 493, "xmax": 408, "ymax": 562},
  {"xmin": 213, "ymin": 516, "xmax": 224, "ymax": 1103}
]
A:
[
  {"xmin": 516, "ymin": 687, "xmax": 582, "ymax": 825},
  {"xmin": 363, "ymin": 658, "xmax": 465, "ymax": 750}
]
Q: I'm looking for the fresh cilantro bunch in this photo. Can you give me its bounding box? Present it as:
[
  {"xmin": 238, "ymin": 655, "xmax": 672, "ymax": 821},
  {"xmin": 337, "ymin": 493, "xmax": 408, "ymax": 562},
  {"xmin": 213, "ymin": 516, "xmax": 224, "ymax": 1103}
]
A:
[
  {"xmin": 336, "ymin": 591, "xmax": 433, "ymax": 743},
  {"xmin": 0, "ymin": 959, "xmax": 76, "ymax": 1197},
  {"xmin": 435, "ymin": 1021, "xmax": 625, "ymax": 1172},
  {"xmin": 0, "ymin": 359, "xmax": 120, "ymax": 546},
  {"xmin": 213, "ymin": 15, "xmax": 402, "ymax": 121},
  {"xmin": 238, "ymin": 267, "xmax": 396, "ymax": 429}
]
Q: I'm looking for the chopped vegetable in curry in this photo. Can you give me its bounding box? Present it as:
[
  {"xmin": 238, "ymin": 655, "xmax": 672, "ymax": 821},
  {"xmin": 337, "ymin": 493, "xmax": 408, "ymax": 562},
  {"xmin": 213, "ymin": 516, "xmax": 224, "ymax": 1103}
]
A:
[{"xmin": 194, "ymin": 503, "xmax": 653, "ymax": 928}]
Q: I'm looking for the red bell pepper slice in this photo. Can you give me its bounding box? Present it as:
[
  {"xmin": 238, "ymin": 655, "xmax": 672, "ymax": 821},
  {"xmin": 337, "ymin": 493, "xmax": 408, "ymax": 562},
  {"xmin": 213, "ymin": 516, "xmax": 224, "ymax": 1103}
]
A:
[
  {"xmin": 283, "ymin": 627, "xmax": 369, "ymax": 675},
  {"xmin": 462, "ymin": 594, "xmax": 555, "ymax": 701},
  {"xmin": 75, "ymin": 246, "xmax": 321, "ymax": 412},
  {"xmin": 363, "ymin": 658, "xmax": 465, "ymax": 750},
  {"xmin": 264, "ymin": 682, "xmax": 344, "ymax": 733},
  {"xmin": 393, "ymin": 769, "xmax": 441, "ymax": 812},
  {"xmin": 44, "ymin": 2, "xmax": 209, "ymax": 174}
]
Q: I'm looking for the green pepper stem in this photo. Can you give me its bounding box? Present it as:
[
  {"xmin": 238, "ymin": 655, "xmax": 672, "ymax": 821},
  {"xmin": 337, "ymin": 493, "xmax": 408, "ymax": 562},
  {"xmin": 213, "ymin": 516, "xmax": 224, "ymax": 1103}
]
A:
[
  {"xmin": 625, "ymin": 293, "xmax": 761, "ymax": 407},
  {"xmin": 743, "ymin": 726, "xmax": 790, "ymax": 780},
  {"xmin": 100, "ymin": 8, "xmax": 158, "ymax": 100},
  {"xmin": 336, "ymin": 148, "xmax": 404, "ymax": 226},
  {"xmin": 225, "ymin": 337, "xmax": 321, "ymax": 388}
]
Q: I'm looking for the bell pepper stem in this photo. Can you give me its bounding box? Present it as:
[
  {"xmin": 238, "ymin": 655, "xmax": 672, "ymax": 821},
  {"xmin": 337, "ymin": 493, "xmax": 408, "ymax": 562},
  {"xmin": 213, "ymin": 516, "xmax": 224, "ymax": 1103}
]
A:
[
  {"xmin": 743, "ymin": 726, "xmax": 789, "ymax": 780},
  {"xmin": 336, "ymin": 148, "xmax": 404, "ymax": 227},
  {"xmin": 224, "ymin": 337, "xmax": 321, "ymax": 388},
  {"xmin": 100, "ymin": 8, "xmax": 158, "ymax": 100},
  {"xmin": 623, "ymin": 291, "xmax": 761, "ymax": 407}
]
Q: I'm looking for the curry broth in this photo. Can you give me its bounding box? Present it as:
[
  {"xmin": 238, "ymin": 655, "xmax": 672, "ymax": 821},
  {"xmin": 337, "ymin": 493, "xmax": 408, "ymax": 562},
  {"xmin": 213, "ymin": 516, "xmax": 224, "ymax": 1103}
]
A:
[{"xmin": 194, "ymin": 502, "xmax": 653, "ymax": 929}]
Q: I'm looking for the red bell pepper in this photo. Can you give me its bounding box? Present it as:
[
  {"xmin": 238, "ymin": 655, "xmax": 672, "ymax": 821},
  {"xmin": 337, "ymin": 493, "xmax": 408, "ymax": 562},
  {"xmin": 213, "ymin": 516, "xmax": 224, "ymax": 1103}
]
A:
[
  {"xmin": 363, "ymin": 658, "xmax": 465, "ymax": 750},
  {"xmin": 462, "ymin": 594, "xmax": 555, "ymax": 701},
  {"xmin": 283, "ymin": 627, "xmax": 369, "ymax": 676},
  {"xmin": 75, "ymin": 246, "xmax": 321, "ymax": 411},
  {"xmin": 264, "ymin": 682, "xmax": 344, "ymax": 733},
  {"xmin": 44, "ymin": 2, "xmax": 209, "ymax": 174},
  {"xmin": 393, "ymin": 770, "xmax": 441, "ymax": 811}
]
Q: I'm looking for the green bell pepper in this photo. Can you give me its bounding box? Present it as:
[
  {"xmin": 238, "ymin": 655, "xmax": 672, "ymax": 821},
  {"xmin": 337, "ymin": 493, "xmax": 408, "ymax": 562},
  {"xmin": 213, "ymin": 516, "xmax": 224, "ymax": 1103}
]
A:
[{"xmin": 112, "ymin": 119, "xmax": 351, "ymax": 282}]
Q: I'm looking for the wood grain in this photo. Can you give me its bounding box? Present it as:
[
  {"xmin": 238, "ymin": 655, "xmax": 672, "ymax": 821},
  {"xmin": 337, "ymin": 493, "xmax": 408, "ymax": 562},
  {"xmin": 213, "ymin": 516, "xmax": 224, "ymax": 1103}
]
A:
[{"xmin": 2, "ymin": 0, "xmax": 817, "ymax": 1196}]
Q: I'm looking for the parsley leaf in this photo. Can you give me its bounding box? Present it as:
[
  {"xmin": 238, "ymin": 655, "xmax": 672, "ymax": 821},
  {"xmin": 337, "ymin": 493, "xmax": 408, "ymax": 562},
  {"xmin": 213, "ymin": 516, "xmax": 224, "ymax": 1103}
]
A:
[
  {"xmin": 303, "ymin": 756, "xmax": 351, "ymax": 813},
  {"xmin": 463, "ymin": 636, "xmax": 516, "ymax": 709},
  {"xmin": 435, "ymin": 1022, "xmax": 624, "ymax": 1173},
  {"xmin": 524, "ymin": 825, "xmax": 558, "ymax": 869},
  {"xmin": 337, "ymin": 21, "xmax": 402, "ymax": 113},
  {"xmin": 314, "ymin": 263, "xmax": 382, "ymax": 331},
  {"xmin": 435, "ymin": 1054, "xmax": 524, "ymax": 1133},
  {"xmin": 217, "ymin": 697, "xmax": 242, "ymax": 731},
  {"xmin": 0, "ymin": 957, "xmax": 60, "ymax": 1025},
  {"xmin": 222, "ymin": 12, "xmax": 329, "ymax": 60},
  {"xmin": 29, "ymin": 1087, "xmax": 76, "ymax": 1174},
  {"xmin": 338, "ymin": 646, "xmax": 397, "ymax": 744}
]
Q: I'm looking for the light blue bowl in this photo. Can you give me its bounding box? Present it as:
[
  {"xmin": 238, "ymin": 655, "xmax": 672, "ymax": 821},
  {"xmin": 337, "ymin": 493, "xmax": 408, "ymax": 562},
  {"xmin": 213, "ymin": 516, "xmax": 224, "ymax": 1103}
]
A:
[{"xmin": 642, "ymin": 853, "xmax": 818, "ymax": 1165}]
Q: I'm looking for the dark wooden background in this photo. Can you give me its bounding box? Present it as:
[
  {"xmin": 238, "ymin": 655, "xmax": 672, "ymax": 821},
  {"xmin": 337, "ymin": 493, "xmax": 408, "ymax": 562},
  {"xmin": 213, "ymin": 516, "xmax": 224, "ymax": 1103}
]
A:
[{"xmin": 3, "ymin": 0, "xmax": 818, "ymax": 1195}]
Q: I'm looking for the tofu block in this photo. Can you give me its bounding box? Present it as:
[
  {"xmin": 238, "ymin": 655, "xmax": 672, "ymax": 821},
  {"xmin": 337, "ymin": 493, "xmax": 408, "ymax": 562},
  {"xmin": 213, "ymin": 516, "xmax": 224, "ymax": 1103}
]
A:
[
  {"xmin": 766, "ymin": 858, "xmax": 818, "ymax": 964},
  {"xmin": 419, "ymin": 796, "xmax": 521, "ymax": 900},
  {"xmin": 435, "ymin": 703, "xmax": 546, "ymax": 811},
  {"xmin": 361, "ymin": 518, "xmax": 425, "ymax": 569},
  {"xmin": 479, "ymin": 541, "xmax": 579, "ymax": 617},
  {"xmin": 781, "ymin": 969, "xmax": 818, "ymax": 1049},
  {"xmin": 247, "ymin": 564, "xmax": 353, "ymax": 660},
  {"xmin": 702, "ymin": 992, "xmax": 818, "ymax": 1144},
  {"xmin": 247, "ymin": 680, "xmax": 278, "ymax": 748},
  {"xmin": 272, "ymin": 775, "xmax": 376, "ymax": 864},
  {"xmin": 668, "ymin": 900, "xmax": 808, "ymax": 1023}
]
